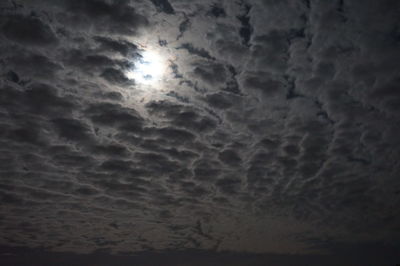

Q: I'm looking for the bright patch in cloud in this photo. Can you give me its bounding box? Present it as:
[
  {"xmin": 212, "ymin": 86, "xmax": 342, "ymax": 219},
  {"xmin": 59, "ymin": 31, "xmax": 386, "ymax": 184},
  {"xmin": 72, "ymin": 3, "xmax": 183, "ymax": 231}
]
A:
[{"xmin": 127, "ymin": 50, "xmax": 166, "ymax": 85}]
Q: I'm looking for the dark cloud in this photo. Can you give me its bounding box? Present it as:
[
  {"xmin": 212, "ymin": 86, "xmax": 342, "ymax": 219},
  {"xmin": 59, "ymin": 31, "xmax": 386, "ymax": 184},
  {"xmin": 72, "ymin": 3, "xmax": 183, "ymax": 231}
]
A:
[
  {"xmin": 237, "ymin": 2, "xmax": 253, "ymax": 47},
  {"xmin": 146, "ymin": 100, "xmax": 217, "ymax": 132},
  {"xmin": 193, "ymin": 159, "xmax": 221, "ymax": 182},
  {"xmin": 65, "ymin": 0, "xmax": 148, "ymax": 35},
  {"xmin": 176, "ymin": 15, "xmax": 190, "ymax": 40},
  {"xmin": 100, "ymin": 68, "xmax": 130, "ymax": 84},
  {"xmin": 1, "ymin": 15, "xmax": 58, "ymax": 46},
  {"xmin": 206, "ymin": 4, "xmax": 226, "ymax": 18},
  {"xmin": 4, "ymin": 52, "xmax": 62, "ymax": 80},
  {"xmin": 150, "ymin": 0, "xmax": 175, "ymax": 15},
  {"xmin": 250, "ymin": 31, "xmax": 290, "ymax": 73},
  {"xmin": 85, "ymin": 102, "xmax": 144, "ymax": 132},
  {"xmin": 176, "ymin": 43, "xmax": 215, "ymax": 60},
  {"xmin": 51, "ymin": 118, "xmax": 92, "ymax": 141},
  {"xmin": 95, "ymin": 91, "xmax": 124, "ymax": 101},
  {"xmin": 1, "ymin": 0, "xmax": 400, "ymax": 264},
  {"xmin": 156, "ymin": 127, "xmax": 196, "ymax": 143},
  {"xmin": 93, "ymin": 36, "xmax": 139, "ymax": 57},
  {"xmin": 216, "ymin": 176, "xmax": 241, "ymax": 195},
  {"xmin": 192, "ymin": 61, "xmax": 226, "ymax": 86},
  {"xmin": 5, "ymin": 125, "xmax": 44, "ymax": 146},
  {"xmin": 65, "ymin": 51, "xmax": 116, "ymax": 70},
  {"xmin": 218, "ymin": 149, "xmax": 242, "ymax": 166},
  {"xmin": 205, "ymin": 93, "xmax": 233, "ymax": 109},
  {"xmin": 243, "ymin": 72, "xmax": 285, "ymax": 96},
  {"xmin": 99, "ymin": 159, "xmax": 133, "ymax": 173},
  {"xmin": 0, "ymin": 83, "xmax": 74, "ymax": 115},
  {"xmin": 5, "ymin": 70, "xmax": 20, "ymax": 83},
  {"xmin": 89, "ymin": 143, "xmax": 129, "ymax": 157}
]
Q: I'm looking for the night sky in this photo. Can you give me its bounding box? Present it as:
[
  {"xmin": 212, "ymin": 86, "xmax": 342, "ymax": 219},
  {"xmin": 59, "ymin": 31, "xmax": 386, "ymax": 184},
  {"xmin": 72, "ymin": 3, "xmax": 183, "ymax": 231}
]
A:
[{"xmin": 1, "ymin": 0, "xmax": 400, "ymax": 265}]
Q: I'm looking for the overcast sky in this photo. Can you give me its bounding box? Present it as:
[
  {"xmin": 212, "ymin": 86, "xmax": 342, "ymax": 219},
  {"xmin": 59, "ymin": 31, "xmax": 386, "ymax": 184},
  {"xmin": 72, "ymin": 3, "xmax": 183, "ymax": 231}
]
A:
[{"xmin": 1, "ymin": 0, "xmax": 400, "ymax": 265}]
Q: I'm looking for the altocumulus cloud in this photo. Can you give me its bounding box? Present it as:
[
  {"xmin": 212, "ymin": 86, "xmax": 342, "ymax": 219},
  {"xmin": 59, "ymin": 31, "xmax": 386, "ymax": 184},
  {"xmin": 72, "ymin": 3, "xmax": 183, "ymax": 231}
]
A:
[{"xmin": 0, "ymin": 0, "xmax": 400, "ymax": 265}]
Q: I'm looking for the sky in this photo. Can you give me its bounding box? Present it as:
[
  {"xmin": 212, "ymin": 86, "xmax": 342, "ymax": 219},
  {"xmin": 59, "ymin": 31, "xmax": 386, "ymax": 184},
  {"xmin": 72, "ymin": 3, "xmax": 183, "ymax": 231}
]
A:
[{"xmin": 0, "ymin": 0, "xmax": 400, "ymax": 265}]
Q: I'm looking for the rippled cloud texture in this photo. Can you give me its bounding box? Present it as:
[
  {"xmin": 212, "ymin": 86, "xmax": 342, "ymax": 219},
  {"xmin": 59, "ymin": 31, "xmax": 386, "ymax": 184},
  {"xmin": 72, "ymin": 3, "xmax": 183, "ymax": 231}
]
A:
[{"xmin": 1, "ymin": 0, "xmax": 400, "ymax": 265}]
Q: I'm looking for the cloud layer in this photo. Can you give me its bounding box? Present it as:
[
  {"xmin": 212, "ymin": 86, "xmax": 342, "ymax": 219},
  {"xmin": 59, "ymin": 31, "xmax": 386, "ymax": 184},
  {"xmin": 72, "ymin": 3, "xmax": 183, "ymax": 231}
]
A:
[{"xmin": 0, "ymin": 0, "xmax": 400, "ymax": 259}]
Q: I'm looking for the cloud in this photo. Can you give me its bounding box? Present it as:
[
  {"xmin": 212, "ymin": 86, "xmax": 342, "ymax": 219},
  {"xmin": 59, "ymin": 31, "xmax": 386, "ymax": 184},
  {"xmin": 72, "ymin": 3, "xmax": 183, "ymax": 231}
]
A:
[
  {"xmin": 93, "ymin": 36, "xmax": 139, "ymax": 57},
  {"xmin": 100, "ymin": 68, "xmax": 131, "ymax": 85},
  {"xmin": 237, "ymin": 2, "xmax": 253, "ymax": 47},
  {"xmin": 84, "ymin": 102, "xmax": 144, "ymax": 133},
  {"xmin": 65, "ymin": 0, "xmax": 149, "ymax": 35},
  {"xmin": 51, "ymin": 118, "xmax": 92, "ymax": 142},
  {"xmin": 206, "ymin": 3, "xmax": 226, "ymax": 18},
  {"xmin": 150, "ymin": 0, "xmax": 175, "ymax": 15},
  {"xmin": 0, "ymin": 0, "xmax": 400, "ymax": 262},
  {"xmin": 177, "ymin": 43, "xmax": 216, "ymax": 60},
  {"xmin": 4, "ymin": 52, "xmax": 62, "ymax": 80},
  {"xmin": 205, "ymin": 93, "xmax": 233, "ymax": 109},
  {"xmin": 2, "ymin": 15, "xmax": 58, "ymax": 46}
]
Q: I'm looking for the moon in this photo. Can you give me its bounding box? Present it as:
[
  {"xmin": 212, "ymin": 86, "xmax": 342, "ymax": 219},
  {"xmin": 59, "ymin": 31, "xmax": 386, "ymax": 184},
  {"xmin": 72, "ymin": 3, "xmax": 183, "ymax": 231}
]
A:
[{"xmin": 127, "ymin": 49, "xmax": 167, "ymax": 85}]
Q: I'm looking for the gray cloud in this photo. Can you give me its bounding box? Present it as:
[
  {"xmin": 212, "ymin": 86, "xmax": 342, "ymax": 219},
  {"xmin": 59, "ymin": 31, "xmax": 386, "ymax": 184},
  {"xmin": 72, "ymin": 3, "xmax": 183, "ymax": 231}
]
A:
[
  {"xmin": 150, "ymin": 0, "xmax": 175, "ymax": 15},
  {"xmin": 1, "ymin": 0, "xmax": 400, "ymax": 264},
  {"xmin": 2, "ymin": 14, "xmax": 58, "ymax": 46}
]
